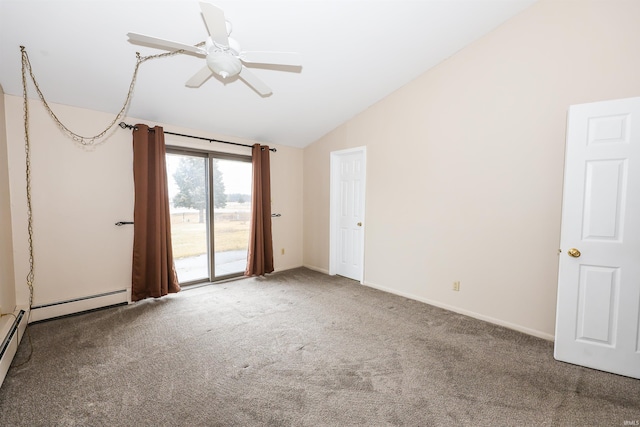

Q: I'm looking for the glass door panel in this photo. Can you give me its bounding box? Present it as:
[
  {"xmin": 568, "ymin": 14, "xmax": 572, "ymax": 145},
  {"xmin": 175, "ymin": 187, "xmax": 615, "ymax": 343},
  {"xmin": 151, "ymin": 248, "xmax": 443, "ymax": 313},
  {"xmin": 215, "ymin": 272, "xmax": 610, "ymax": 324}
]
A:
[
  {"xmin": 213, "ymin": 159, "xmax": 252, "ymax": 277},
  {"xmin": 166, "ymin": 153, "xmax": 210, "ymax": 283}
]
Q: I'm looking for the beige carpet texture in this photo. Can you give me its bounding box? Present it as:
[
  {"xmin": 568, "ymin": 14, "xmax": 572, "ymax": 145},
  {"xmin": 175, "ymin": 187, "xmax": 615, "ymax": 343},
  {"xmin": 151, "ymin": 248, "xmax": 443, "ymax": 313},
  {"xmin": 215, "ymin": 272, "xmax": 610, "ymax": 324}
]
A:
[{"xmin": 1, "ymin": 267, "xmax": 639, "ymax": 426}]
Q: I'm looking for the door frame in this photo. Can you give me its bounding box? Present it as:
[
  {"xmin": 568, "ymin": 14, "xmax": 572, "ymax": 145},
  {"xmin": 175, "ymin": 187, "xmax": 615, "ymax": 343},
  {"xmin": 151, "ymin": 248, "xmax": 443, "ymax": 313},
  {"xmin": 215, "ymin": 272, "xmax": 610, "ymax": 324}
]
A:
[
  {"xmin": 329, "ymin": 146, "xmax": 367, "ymax": 283},
  {"xmin": 166, "ymin": 147, "xmax": 252, "ymax": 284}
]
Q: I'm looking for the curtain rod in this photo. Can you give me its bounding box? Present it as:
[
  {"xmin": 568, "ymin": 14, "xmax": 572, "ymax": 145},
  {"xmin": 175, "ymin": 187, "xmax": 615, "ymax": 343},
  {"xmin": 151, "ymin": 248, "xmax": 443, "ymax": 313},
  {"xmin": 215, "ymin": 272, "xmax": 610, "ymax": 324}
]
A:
[{"xmin": 118, "ymin": 122, "xmax": 276, "ymax": 152}]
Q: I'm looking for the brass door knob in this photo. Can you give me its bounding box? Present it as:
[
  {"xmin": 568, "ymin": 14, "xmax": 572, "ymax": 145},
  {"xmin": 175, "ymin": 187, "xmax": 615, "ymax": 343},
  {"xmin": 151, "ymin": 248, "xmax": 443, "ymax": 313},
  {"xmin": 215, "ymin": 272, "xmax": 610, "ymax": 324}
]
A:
[
  {"xmin": 567, "ymin": 248, "xmax": 581, "ymax": 258},
  {"xmin": 357, "ymin": 222, "xmax": 362, "ymax": 227}
]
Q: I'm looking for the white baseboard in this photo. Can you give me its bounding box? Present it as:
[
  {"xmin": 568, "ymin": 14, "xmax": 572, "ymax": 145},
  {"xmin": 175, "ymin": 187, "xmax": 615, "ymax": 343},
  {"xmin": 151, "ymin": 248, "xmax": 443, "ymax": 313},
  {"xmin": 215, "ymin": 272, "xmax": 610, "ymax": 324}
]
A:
[
  {"xmin": 274, "ymin": 264, "xmax": 304, "ymax": 273},
  {"xmin": 363, "ymin": 280, "xmax": 555, "ymax": 342},
  {"xmin": 0, "ymin": 305, "xmax": 29, "ymax": 388},
  {"xmin": 29, "ymin": 290, "xmax": 129, "ymax": 323},
  {"xmin": 302, "ymin": 264, "xmax": 330, "ymax": 275}
]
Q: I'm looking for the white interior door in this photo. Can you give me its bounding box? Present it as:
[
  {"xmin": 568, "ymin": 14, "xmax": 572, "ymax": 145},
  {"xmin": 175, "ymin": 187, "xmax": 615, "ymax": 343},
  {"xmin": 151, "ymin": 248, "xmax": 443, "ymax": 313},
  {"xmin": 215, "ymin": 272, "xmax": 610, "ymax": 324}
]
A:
[
  {"xmin": 330, "ymin": 148, "xmax": 366, "ymax": 282},
  {"xmin": 555, "ymin": 97, "xmax": 640, "ymax": 379}
]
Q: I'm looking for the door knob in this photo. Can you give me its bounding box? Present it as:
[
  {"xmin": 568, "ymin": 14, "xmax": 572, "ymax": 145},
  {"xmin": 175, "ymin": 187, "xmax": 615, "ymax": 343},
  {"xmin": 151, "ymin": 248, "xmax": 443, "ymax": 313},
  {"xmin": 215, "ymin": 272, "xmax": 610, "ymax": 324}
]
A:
[
  {"xmin": 357, "ymin": 222, "xmax": 362, "ymax": 227},
  {"xmin": 567, "ymin": 248, "xmax": 581, "ymax": 258}
]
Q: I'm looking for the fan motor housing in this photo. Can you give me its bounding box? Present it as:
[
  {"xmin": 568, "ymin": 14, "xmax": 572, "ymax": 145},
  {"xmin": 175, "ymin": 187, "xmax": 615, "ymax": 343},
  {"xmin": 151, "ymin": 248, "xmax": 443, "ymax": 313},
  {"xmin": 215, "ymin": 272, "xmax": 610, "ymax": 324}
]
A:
[
  {"xmin": 206, "ymin": 52, "xmax": 241, "ymax": 78},
  {"xmin": 205, "ymin": 37, "xmax": 242, "ymax": 78}
]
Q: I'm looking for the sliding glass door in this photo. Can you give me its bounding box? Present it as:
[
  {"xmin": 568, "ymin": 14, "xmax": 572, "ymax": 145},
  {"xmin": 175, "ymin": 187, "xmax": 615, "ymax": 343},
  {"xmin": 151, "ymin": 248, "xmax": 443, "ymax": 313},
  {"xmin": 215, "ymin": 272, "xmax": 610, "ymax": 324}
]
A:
[
  {"xmin": 166, "ymin": 149, "xmax": 252, "ymax": 284},
  {"xmin": 212, "ymin": 158, "xmax": 252, "ymax": 277}
]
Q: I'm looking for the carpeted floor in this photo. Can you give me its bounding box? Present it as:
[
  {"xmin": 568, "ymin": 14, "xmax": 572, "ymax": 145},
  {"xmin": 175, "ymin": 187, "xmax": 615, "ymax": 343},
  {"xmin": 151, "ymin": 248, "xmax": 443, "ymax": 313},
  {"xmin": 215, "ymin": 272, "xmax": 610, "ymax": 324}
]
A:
[{"xmin": 0, "ymin": 267, "xmax": 639, "ymax": 426}]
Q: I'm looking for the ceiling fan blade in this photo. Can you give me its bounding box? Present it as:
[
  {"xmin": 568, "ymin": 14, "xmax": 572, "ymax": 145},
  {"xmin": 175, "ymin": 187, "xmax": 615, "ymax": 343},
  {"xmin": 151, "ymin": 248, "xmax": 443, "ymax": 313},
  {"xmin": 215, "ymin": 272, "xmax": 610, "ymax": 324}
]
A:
[
  {"xmin": 185, "ymin": 65, "xmax": 214, "ymax": 88},
  {"xmin": 199, "ymin": 1, "xmax": 229, "ymax": 47},
  {"xmin": 241, "ymin": 51, "xmax": 302, "ymax": 67},
  {"xmin": 127, "ymin": 32, "xmax": 205, "ymax": 56},
  {"xmin": 238, "ymin": 66, "xmax": 272, "ymax": 96}
]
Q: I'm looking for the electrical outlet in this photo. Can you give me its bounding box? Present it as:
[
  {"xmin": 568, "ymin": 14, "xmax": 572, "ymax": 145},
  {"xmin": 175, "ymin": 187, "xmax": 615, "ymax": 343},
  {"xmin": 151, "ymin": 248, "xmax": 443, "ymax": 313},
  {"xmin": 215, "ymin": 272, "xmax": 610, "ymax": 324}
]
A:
[
  {"xmin": 281, "ymin": 248, "xmax": 285, "ymax": 255},
  {"xmin": 453, "ymin": 281, "xmax": 460, "ymax": 292}
]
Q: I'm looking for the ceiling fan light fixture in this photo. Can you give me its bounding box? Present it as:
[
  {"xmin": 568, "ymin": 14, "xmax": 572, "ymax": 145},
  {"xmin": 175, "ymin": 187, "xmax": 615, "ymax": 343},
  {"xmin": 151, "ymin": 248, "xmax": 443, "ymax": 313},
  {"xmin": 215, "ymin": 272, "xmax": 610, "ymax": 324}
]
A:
[
  {"xmin": 128, "ymin": 2, "xmax": 298, "ymax": 94},
  {"xmin": 206, "ymin": 51, "xmax": 242, "ymax": 78}
]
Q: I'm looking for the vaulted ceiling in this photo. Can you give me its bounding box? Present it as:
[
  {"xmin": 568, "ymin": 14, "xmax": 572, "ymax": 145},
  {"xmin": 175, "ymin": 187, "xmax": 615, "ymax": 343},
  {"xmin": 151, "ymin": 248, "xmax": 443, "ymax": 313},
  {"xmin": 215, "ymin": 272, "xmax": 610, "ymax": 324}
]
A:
[{"xmin": 0, "ymin": 0, "xmax": 537, "ymax": 148}]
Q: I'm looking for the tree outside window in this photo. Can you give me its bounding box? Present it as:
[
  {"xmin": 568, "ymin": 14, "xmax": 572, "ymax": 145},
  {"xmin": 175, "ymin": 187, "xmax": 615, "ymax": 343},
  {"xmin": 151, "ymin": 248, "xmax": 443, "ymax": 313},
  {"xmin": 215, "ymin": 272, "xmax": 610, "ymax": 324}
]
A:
[{"xmin": 172, "ymin": 157, "xmax": 227, "ymax": 223}]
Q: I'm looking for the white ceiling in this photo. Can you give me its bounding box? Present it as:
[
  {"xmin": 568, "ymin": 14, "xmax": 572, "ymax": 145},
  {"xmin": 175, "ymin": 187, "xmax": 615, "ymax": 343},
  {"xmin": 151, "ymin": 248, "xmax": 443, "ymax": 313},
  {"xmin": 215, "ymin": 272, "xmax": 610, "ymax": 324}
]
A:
[{"xmin": 0, "ymin": 0, "xmax": 537, "ymax": 148}]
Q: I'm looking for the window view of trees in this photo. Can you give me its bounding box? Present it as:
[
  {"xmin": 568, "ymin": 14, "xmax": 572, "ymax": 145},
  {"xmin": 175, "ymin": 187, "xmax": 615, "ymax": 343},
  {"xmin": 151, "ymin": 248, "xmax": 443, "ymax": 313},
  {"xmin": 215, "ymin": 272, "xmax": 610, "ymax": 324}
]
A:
[
  {"xmin": 212, "ymin": 160, "xmax": 227, "ymax": 209},
  {"xmin": 172, "ymin": 157, "xmax": 206, "ymax": 223},
  {"xmin": 172, "ymin": 158, "xmax": 230, "ymax": 222}
]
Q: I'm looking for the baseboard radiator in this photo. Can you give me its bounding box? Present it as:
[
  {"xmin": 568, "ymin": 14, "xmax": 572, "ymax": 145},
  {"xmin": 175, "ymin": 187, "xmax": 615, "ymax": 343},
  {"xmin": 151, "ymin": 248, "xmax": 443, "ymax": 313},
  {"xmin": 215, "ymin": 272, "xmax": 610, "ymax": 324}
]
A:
[
  {"xmin": 30, "ymin": 289, "xmax": 129, "ymax": 323},
  {"xmin": 0, "ymin": 290, "xmax": 128, "ymax": 388},
  {"xmin": 0, "ymin": 309, "xmax": 27, "ymax": 387}
]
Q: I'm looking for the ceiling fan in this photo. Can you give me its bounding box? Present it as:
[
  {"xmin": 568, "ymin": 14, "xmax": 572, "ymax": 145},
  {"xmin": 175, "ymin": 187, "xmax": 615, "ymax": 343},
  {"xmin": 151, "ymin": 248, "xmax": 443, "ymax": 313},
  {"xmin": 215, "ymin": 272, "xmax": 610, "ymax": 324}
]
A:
[{"xmin": 127, "ymin": 1, "xmax": 301, "ymax": 96}]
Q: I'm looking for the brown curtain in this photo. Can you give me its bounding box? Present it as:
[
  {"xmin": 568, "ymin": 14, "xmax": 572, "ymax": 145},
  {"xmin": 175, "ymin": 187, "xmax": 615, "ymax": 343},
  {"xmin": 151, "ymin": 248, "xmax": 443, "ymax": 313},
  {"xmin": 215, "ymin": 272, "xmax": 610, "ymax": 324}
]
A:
[
  {"xmin": 245, "ymin": 144, "xmax": 274, "ymax": 276},
  {"xmin": 131, "ymin": 124, "xmax": 180, "ymax": 301}
]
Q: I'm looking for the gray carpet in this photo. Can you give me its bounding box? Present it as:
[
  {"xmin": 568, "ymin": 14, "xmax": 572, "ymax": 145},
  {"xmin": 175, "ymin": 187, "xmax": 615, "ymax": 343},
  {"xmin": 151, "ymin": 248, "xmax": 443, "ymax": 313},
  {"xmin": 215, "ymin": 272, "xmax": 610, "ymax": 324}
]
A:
[{"xmin": 0, "ymin": 267, "xmax": 639, "ymax": 426}]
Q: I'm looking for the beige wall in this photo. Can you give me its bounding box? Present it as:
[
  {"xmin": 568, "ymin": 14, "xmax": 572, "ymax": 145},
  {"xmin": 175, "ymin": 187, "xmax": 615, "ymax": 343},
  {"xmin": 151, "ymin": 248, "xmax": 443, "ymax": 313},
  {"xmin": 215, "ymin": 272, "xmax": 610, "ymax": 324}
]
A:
[
  {"xmin": 4, "ymin": 95, "xmax": 303, "ymax": 318},
  {"xmin": 303, "ymin": 0, "xmax": 640, "ymax": 339},
  {"xmin": 0, "ymin": 85, "xmax": 16, "ymax": 318}
]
